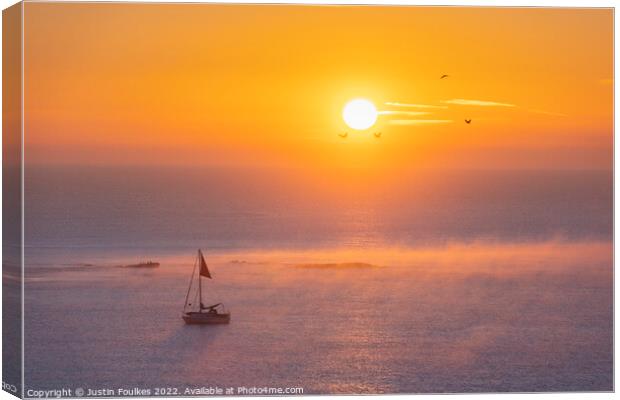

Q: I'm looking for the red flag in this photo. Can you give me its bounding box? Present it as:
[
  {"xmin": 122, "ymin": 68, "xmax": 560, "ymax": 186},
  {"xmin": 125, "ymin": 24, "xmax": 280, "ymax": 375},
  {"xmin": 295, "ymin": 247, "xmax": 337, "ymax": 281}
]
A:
[{"xmin": 199, "ymin": 250, "xmax": 212, "ymax": 278}]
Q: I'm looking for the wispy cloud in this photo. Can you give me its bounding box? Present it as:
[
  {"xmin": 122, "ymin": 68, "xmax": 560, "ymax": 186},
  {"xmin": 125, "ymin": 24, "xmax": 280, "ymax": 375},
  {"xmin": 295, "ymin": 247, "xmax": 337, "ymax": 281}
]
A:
[
  {"xmin": 385, "ymin": 102, "xmax": 448, "ymax": 109},
  {"xmin": 443, "ymin": 99, "xmax": 516, "ymax": 107},
  {"xmin": 389, "ymin": 119, "xmax": 453, "ymax": 125},
  {"xmin": 378, "ymin": 110, "xmax": 431, "ymax": 116}
]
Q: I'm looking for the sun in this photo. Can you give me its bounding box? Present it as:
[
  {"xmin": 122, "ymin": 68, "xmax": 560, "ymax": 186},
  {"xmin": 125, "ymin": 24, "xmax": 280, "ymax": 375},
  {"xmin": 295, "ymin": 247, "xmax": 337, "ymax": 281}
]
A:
[{"xmin": 342, "ymin": 99, "xmax": 378, "ymax": 130}]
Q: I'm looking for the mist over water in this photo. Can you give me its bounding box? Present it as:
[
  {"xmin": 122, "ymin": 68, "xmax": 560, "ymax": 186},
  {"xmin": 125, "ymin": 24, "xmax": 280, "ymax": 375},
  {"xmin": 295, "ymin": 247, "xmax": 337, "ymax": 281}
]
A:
[
  {"xmin": 24, "ymin": 166, "xmax": 611, "ymax": 255},
  {"xmin": 22, "ymin": 166, "xmax": 612, "ymax": 393}
]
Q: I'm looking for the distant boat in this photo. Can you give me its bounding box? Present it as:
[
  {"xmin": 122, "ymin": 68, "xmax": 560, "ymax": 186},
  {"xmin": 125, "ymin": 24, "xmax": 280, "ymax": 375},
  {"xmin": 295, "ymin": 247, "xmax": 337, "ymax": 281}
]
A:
[
  {"xmin": 124, "ymin": 261, "xmax": 160, "ymax": 268},
  {"xmin": 182, "ymin": 249, "xmax": 230, "ymax": 324}
]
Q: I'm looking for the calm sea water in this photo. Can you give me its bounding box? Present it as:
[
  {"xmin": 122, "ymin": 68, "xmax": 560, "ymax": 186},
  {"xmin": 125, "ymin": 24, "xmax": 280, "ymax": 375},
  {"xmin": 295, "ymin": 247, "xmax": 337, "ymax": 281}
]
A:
[{"xmin": 22, "ymin": 167, "xmax": 612, "ymax": 394}]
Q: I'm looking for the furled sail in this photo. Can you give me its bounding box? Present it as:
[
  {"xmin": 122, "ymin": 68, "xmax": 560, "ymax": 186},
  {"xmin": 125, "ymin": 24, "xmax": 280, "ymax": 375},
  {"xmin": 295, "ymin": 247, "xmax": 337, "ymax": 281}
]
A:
[{"xmin": 199, "ymin": 250, "xmax": 212, "ymax": 278}]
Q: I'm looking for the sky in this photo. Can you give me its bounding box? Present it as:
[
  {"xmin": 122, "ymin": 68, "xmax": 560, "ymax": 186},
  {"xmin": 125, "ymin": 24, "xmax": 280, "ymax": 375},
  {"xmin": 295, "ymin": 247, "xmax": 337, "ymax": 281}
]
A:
[{"xmin": 24, "ymin": 4, "xmax": 613, "ymax": 170}]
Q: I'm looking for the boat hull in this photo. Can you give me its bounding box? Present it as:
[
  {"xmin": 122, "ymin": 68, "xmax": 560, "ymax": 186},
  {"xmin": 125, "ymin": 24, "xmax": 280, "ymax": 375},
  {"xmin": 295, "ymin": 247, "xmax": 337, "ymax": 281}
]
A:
[{"xmin": 182, "ymin": 311, "xmax": 231, "ymax": 324}]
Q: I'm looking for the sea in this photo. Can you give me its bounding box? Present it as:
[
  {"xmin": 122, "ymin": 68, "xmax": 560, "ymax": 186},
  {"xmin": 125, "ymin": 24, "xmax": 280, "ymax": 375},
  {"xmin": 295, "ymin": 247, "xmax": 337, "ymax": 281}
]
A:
[{"xmin": 17, "ymin": 166, "xmax": 613, "ymax": 394}]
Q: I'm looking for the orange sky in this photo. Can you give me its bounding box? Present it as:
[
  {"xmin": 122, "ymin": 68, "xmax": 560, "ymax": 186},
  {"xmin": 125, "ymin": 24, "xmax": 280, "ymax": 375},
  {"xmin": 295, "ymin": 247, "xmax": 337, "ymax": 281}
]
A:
[{"xmin": 24, "ymin": 4, "xmax": 613, "ymax": 170}]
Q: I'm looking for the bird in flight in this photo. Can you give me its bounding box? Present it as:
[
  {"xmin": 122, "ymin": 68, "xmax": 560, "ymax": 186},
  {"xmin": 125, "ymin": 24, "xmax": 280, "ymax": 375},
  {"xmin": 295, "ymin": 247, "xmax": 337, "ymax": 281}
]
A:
[
  {"xmin": 464, "ymin": 119, "xmax": 472, "ymax": 124},
  {"xmin": 440, "ymin": 74, "xmax": 449, "ymax": 79},
  {"xmin": 374, "ymin": 132, "xmax": 382, "ymax": 138},
  {"xmin": 339, "ymin": 132, "xmax": 348, "ymax": 138}
]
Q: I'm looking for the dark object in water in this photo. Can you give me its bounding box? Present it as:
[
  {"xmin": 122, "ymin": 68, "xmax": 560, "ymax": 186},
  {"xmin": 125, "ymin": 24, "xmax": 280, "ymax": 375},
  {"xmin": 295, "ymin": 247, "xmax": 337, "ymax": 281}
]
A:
[
  {"xmin": 124, "ymin": 261, "xmax": 160, "ymax": 268},
  {"xmin": 183, "ymin": 309, "xmax": 231, "ymax": 324}
]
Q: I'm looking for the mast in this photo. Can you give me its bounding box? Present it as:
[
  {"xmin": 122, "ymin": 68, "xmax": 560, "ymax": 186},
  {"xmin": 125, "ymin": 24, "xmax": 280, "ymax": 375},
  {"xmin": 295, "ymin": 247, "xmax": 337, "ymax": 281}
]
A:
[
  {"xmin": 183, "ymin": 253, "xmax": 198, "ymax": 312},
  {"xmin": 198, "ymin": 249, "xmax": 203, "ymax": 309}
]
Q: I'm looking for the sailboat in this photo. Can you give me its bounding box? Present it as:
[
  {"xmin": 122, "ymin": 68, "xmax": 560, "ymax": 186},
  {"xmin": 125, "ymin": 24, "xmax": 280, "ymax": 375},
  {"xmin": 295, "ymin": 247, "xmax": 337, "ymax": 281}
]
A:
[{"xmin": 182, "ymin": 249, "xmax": 231, "ymax": 324}]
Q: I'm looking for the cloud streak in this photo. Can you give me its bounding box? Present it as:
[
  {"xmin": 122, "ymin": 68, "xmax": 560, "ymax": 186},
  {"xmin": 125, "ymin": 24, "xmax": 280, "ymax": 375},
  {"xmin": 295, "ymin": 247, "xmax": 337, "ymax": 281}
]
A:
[
  {"xmin": 389, "ymin": 119, "xmax": 453, "ymax": 125},
  {"xmin": 385, "ymin": 102, "xmax": 448, "ymax": 109},
  {"xmin": 443, "ymin": 99, "xmax": 516, "ymax": 107},
  {"xmin": 378, "ymin": 110, "xmax": 431, "ymax": 116}
]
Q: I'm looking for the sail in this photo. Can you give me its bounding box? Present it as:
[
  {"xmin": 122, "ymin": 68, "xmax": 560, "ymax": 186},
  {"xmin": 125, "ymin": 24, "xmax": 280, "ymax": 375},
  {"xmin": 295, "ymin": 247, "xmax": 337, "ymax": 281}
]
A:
[{"xmin": 199, "ymin": 250, "xmax": 212, "ymax": 279}]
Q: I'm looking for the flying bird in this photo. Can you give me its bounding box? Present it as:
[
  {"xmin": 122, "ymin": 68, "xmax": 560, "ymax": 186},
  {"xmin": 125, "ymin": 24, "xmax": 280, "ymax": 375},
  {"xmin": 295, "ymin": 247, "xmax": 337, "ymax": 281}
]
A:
[
  {"xmin": 464, "ymin": 119, "xmax": 472, "ymax": 124},
  {"xmin": 440, "ymin": 74, "xmax": 449, "ymax": 79},
  {"xmin": 339, "ymin": 132, "xmax": 348, "ymax": 138},
  {"xmin": 374, "ymin": 132, "xmax": 382, "ymax": 138}
]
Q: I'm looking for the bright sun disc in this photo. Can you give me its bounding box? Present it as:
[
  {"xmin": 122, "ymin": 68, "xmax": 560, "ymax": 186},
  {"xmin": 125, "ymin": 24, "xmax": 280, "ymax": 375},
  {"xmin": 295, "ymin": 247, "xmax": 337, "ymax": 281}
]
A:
[{"xmin": 342, "ymin": 99, "xmax": 377, "ymax": 130}]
